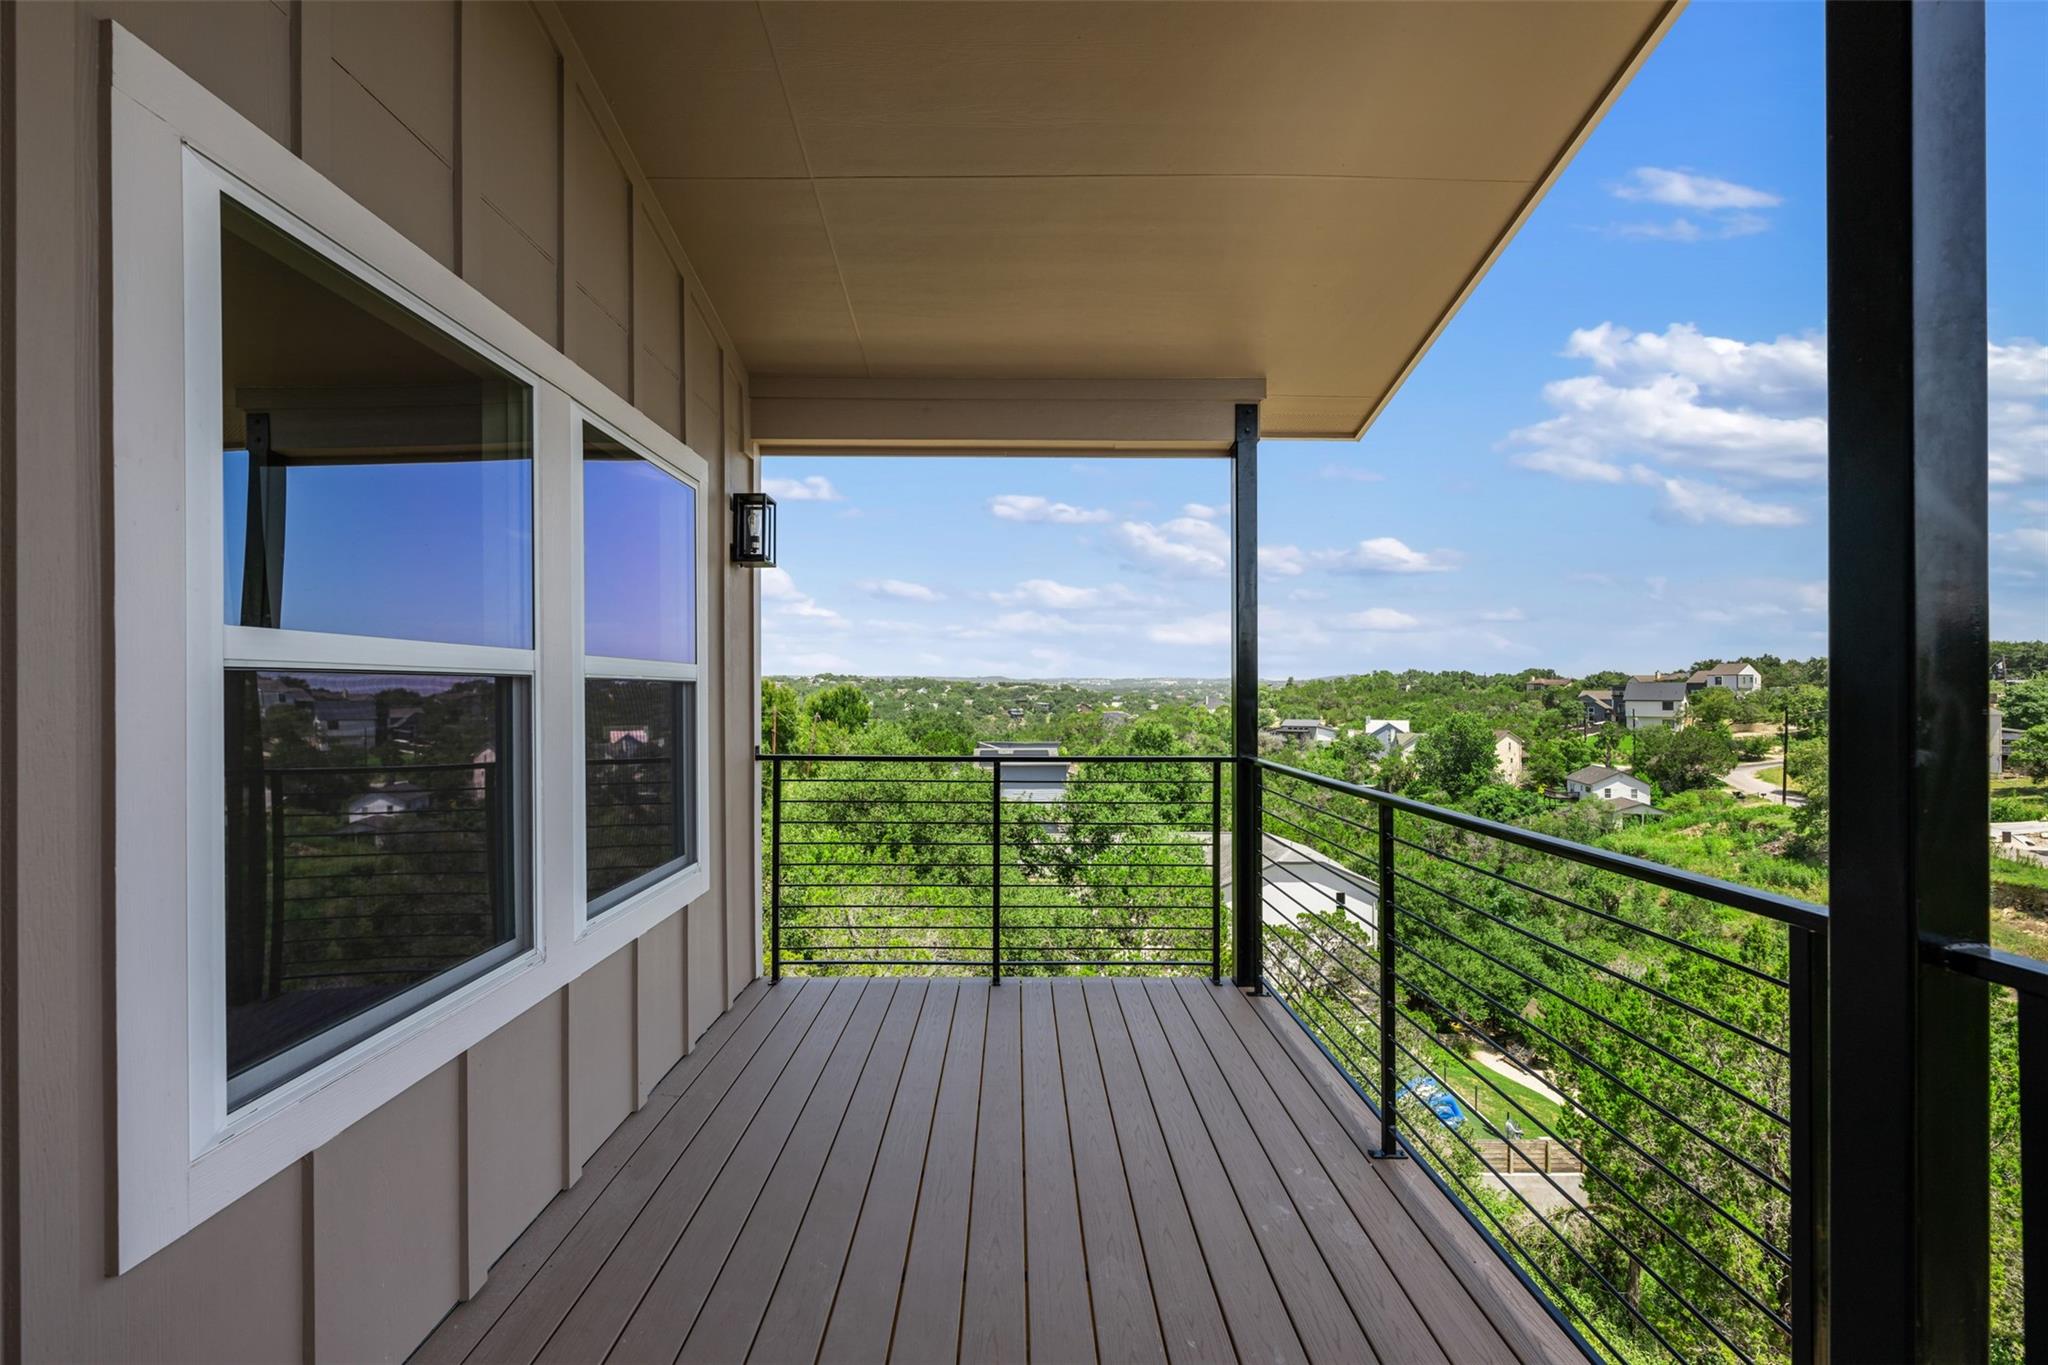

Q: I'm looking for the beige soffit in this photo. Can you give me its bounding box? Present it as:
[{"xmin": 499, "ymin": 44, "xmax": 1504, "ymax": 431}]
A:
[{"xmin": 561, "ymin": 0, "xmax": 1680, "ymax": 441}]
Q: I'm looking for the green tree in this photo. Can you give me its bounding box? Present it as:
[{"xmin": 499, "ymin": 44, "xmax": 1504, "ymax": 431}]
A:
[
  {"xmin": 1415, "ymin": 714, "xmax": 1499, "ymax": 800},
  {"xmin": 1634, "ymin": 722, "xmax": 1739, "ymax": 793},
  {"xmin": 1788, "ymin": 735, "xmax": 1830, "ymax": 857},
  {"xmin": 805, "ymin": 683, "xmax": 873, "ymax": 732},
  {"xmin": 1688, "ymin": 686, "xmax": 1737, "ymax": 725},
  {"xmin": 2006, "ymin": 724, "xmax": 2048, "ymax": 780},
  {"xmin": 762, "ymin": 679, "xmax": 803, "ymax": 752},
  {"xmin": 2004, "ymin": 681, "xmax": 2048, "ymax": 732}
]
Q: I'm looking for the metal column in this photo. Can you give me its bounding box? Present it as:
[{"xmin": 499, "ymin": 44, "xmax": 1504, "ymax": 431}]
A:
[
  {"xmin": 1230, "ymin": 403, "xmax": 1262, "ymax": 988},
  {"xmin": 1824, "ymin": 4, "xmax": 1988, "ymax": 1360}
]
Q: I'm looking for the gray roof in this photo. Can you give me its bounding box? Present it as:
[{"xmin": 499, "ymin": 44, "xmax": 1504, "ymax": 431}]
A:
[
  {"xmin": 1275, "ymin": 718, "xmax": 1330, "ymax": 729},
  {"xmin": 1623, "ymin": 679, "xmax": 1690, "ymax": 703},
  {"xmin": 1566, "ymin": 764, "xmax": 1645, "ymax": 787}
]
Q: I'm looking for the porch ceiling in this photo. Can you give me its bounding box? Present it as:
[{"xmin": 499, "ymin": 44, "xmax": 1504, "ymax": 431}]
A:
[{"xmin": 562, "ymin": 0, "xmax": 1676, "ymax": 440}]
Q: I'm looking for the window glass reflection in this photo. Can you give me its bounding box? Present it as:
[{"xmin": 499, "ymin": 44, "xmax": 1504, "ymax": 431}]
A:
[
  {"xmin": 584, "ymin": 426, "xmax": 696, "ymax": 663},
  {"xmin": 224, "ymin": 669, "xmax": 528, "ymax": 1102},
  {"xmin": 586, "ymin": 677, "xmax": 693, "ymax": 909},
  {"xmin": 220, "ymin": 198, "xmax": 533, "ymax": 649}
]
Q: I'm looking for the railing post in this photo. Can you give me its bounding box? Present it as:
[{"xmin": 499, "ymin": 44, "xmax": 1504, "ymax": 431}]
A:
[
  {"xmin": 2023, "ymin": 989, "xmax": 2047, "ymax": 1365},
  {"xmin": 1229, "ymin": 401, "xmax": 1261, "ymax": 990},
  {"xmin": 991, "ymin": 757, "xmax": 1002, "ymax": 984},
  {"xmin": 1210, "ymin": 757, "xmax": 1223, "ymax": 984},
  {"xmin": 769, "ymin": 756, "xmax": 782, "ymax": 983},
  {"xmin": 1373, "ymin": 800, "xmax": 1402, "ymax": 1159},
  {"xmin": 1791, "ymin": 925, "xmax": 1829, "ymax": 1365}
]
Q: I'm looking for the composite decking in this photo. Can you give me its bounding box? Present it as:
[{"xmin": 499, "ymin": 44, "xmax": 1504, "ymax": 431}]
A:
[{"xmin": 414, "ymin": 976, "xmax": 1580, "ymax": 1365}]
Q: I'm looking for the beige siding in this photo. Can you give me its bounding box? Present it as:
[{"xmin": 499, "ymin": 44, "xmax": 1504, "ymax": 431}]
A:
[
  {"xmin": 312, "ymin": 1063, "xmax": 465, "ymax": 1364},
  {"xmin": 305, "ymin": 0, "xmax": 460, "ymax": 268},
  {"xmin": 2, "ymin": 3, "xmax": 759, "ymax": 1360},
  {"xmin": 568, "ymin": 947, "xmax": 637, "ymax": 1174}
]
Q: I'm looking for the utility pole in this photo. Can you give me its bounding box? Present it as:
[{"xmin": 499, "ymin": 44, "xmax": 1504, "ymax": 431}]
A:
[{"xmin": 1781, "ymin": 706, "xmax": 1790, "ymax": 804}]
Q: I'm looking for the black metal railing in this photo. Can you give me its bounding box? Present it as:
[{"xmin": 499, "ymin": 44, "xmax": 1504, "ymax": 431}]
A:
[
  {"xmin": 760, "ymin": 752, "xmax": 1225, "ymax": 980},
  {"xmin": 1926, "ymin": 939, "xmax": 2046, "ymax": 1365},
  {"xmin": 1249, "ymin": 757, "xmax": 1829, "ymax": 1365},
  {"xmin": 229, "ymin": 760, "xmax": 508, "ymax": 998}
]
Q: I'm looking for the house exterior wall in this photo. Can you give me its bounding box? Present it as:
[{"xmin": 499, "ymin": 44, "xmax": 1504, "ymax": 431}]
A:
[{"xmin": 0, "ymin": 5, "xmax": 759, "ymax": 1359}]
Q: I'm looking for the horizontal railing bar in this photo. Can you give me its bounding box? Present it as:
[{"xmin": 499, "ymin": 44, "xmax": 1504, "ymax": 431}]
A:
[
  {"xmin": 1372, "ymin": 945, "xmax": 1795, "ymax": 1270},
  {"xmin": 1388, "ymin": 916, "xmax": 1791, "ymax": 1194},
  {"xmin": 1256, "ymin": 757, "xmax": 1829, "ymax": 931},
  {"xmin": 1926, "ymin": 938, "xmax": 2048, "ymax": 995},
  {"xmin": 234, "ymin": 761, "xmax": 490, "ymax": 776},
  {"xmin": 1260, "ymin": 952, "xmax": 1678, "ymax": 1363},
  {"xmin": 1377, "ymin": 1016, "xmax": 1743, "ymax": 1362},
  {"xmin": 1392, "ymin": 869, "xmax": 1793, "ymax": 1064},
  {"xmin": 1389, "ymin": 831, "xmax": 1791, "ymax": 989},
  {"xmin": 759, "ymin": 752, "xmax": 1229, "ymax": 764}
]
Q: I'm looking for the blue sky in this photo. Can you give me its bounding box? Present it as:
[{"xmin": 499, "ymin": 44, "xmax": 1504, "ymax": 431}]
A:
[{"xmin": 764, "ymin": 2, "xmax": 2047, "ymax": 680}]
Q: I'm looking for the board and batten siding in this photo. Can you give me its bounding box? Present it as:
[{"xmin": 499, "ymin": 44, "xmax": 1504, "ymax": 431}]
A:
[{"xmin": 0, "ymin": 3, "xmax": 759, "ymax": 1359}]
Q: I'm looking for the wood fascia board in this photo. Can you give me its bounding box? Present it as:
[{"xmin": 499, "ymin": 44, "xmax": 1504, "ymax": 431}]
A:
[
  {"xmin": 751, "ymin": 376, "xmax": 1263, "ymax": 452},
  {"xmin": 1345, "ymin": 0, "xmax": 1687, "ymax": 443}
]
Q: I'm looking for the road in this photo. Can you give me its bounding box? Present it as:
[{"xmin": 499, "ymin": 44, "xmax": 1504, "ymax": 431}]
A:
[{"xmin": 1723, "ymin": 759, "xmax": 1806, "ymax": 806}]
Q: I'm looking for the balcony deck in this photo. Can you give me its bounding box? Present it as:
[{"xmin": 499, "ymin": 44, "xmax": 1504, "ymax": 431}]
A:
[{"xmin": 415, "ymin": 975, "xmax": 1579, "ymax": 1365}]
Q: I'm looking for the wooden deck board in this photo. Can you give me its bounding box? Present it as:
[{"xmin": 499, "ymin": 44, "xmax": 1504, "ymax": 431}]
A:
[{"xmin": 415, "ymin": 978, "xmax": 1585, "ymax": 1365}]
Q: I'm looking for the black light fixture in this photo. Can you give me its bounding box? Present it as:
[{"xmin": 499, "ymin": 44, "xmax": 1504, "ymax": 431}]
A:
[{"xmin": 730, "ymin": 490, "xmax": 777, "ymax": 567}]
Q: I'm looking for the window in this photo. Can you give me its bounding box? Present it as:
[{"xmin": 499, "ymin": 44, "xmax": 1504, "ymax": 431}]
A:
[
  {"xmin": 217, "ymin": 197, "xmax": 534, "ymax": 1107},
  {"xmin": 582, "ymin": 422, "xmax": 700, "ymax": 917}
]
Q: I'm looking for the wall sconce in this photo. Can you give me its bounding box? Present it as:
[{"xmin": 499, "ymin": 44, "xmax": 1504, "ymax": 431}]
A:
[{"xmin": 730, "ymin": 491, "xmax": 777, "ymax": 567}]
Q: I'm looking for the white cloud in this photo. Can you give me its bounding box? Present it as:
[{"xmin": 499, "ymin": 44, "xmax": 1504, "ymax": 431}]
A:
[
  {"xmin": 856, "ymin": 577, "xmax": 943, "ymax": 603},
  {"xmin": 989, "ymin": 578, "xmax": 1146, "ymax": 610},
  {"xmin": 1988, "ymin": 340, "xmax": 2048, "ymax": 485},
  {"xmin": 1258, "ymin": 545, "xmax": 1307, "ymax": 577},
  {"xmin": 1630, "ymin": 465, "xmax": 1806, "ymax": 527},
  {"xmin": 989, "ymin": 493, "xmax": 1111, "ymax": 525},
  {"xmin": 1146, "ymin": 612, "xmax": 1230, "ymax": 647},
  {"xmin": 2002, "ymin": 528, "xmax": 2048, "ymax": 564},
  {"xmin": 760, "ymin": 567, "xmax": 844, "ymax": 625},
  {"xmin": 1614, "ymin": 167, "xmax": 1783, "ymax": 212},
  {"xmin": 992, "ymin": 610, "xmax": 1099, "ymax": 635},
  {"xmin": 1608, "ymin": 168, "xmax": 1781, "ymax": 240},
  {"xmin": 762, "ymin": 475, "xmax": 842, "ymax": 502},
  {"xmin": 1115, "ymin": 515, "xmax": 1230, "ymax": 575},
  {"xmin": 1513, "ymin": 326, "xmax": 2048, "ymax": 504},
  {"xmin": 1509, "ymin": 323, "xmax": 1828, "ymax": 486},
  {"xmin": 1477, "ymin": 607, "xmax": 1526, "ymax": 622},
  {"xmin": 1315, "ymin": 536, "xmax": 1460, "ymax": 575},
  {"xmin": 1338, "ymin": 608, "xmax": 1425, "ymax": 632},
  {"xmin": 1181, "ymin": 502, "xmax": 1224, "ymax": 521}
]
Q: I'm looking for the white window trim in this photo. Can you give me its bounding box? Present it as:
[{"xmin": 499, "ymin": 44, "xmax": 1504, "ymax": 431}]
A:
[
  {"xmin": 570, "ymin": 409, "xmax": 713, "ymax": 937},
  {"xmin": 109, "ymin": 26, "xmax": 714, "ymax": 1270}
]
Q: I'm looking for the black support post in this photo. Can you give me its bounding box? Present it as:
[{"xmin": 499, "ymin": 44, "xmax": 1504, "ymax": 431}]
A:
[
  {"xmin": 769, "ymin": 756, "xmax": 783, "ymax": 983},
  {"xmin": 1825, "ymin": 5, "xmax": 1988, "ymax": 1361},
  {"xmin": 1373, "ymin": 803, "xmax": 1401, "ymax": 1160},
  {"xmin": 1230, "ymin": 403, "xmax": 1261, "ymax": 989}
]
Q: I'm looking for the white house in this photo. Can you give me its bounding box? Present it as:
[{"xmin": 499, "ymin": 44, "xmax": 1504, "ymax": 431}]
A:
[
  {"xmin": 346, "ymin": 783, "xmax": 433, "ymax": 823},
  {"xmin": 1621, "ymin": 678, "xmax": 1689, "ymax": 729},
  {"xmin": 1494, "ymin": 731, "xmax": 1525, "ymax": 785},
  {"xmin": 1689, "ymin": 661, "xmax": 1763, "ymax": 692},
  {"xmin": 1271, "ymin": 718, "xmax": 1337, "ymax": 745},
  {"xmin": 1565, "ymin": 765, "xmax": 1653, "ymax": 806},
  {"xmin": 1358, "ymin": 718, "xmax": 1413, "ymax": 753}
]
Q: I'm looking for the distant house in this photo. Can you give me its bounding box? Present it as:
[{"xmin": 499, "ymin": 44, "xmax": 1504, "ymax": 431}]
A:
[
  {"xmin": 1688, "ymin": 661, "xmax": 1763, "ymax": 693},
  {"xmin": 347, "ymin": 783, "xmax": 432, "ymax": 823},
  {"xmin": 975, "ymin": 741, "xmax": 1071, "ymax": 802},
  {"xmin": 311, "ymin": 697, "xmax": 379, "ymax": 748},
  {"xmin": 1005, "ymin": 706, "xmax": 1025, "ymax": 720},
  {"xmin": 1270, "ymin": 718, "xmax": 1337, "ymax": 746},
  {"xmin": 1578, "ymin": 689, "xmax": 1617, "ymax": 727},
  {"xmin": 1357, "ymin": 718, "xmax": 1412, "ymax": 753},
  {"xmin": 1100, "ymin": 710, "xmax": 1131, "ymax": 728},
  {"xmin": 1522, "ymin": 676, "xmax": 1573, "ymax": 691},
  {"xmin": 1565, "ymin": 765, "xmax": 1653, "ymax": 806},
  {"xmin": 1493, "ymin": 731, "xmax": 1525, "ymax": 786},
  {"xmin": 1621, "ymin": 678, "xmax": 1689, "ymax": 729},
  {"xmin": 1992, "ymin": 707, "xmax": 2025, "ymax": 775}
]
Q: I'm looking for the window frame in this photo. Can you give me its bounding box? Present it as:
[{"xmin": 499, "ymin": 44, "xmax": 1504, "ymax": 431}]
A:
[
  {"xmin": 571, "ymin": 411, "xmax": 711, "ymax": 929},
  {"xmin": 109, "ymin": 30, "xmax": 716, "ymax": 1271}
]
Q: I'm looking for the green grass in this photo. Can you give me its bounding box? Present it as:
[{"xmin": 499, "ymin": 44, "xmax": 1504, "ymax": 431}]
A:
[
  {"xmin": 1753, "ymin": 765, "xmax": 1803, "ymax": 794},
  {"xmin": 1414, "ymin": 1036, "xmax": 1567, "ymax": 1136}
]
